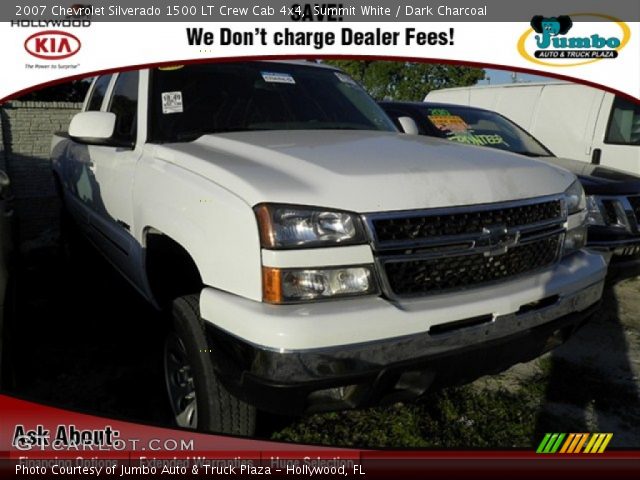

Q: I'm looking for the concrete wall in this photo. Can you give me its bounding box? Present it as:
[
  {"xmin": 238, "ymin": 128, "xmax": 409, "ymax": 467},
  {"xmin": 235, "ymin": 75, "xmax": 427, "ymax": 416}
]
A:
[{"xmin": 0, "ymin": 101, "xmax": 82, "ymax": 243}]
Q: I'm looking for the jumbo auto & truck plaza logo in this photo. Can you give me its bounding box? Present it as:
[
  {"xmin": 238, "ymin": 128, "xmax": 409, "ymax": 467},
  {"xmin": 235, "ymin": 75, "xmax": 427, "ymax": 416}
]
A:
[{"xmin": 518, "ymin": 14, "xmax": 630, "ymax": 67}]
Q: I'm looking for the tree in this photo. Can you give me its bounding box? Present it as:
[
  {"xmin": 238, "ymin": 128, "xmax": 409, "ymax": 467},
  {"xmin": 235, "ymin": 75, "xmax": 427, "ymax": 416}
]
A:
[
  {"xmin": 18, "ymin": 79, "xmax": 91, "ymax": 102},
  {"xmin": 325, "ymin": 61, "xmax": 485, "ymax": 101}
]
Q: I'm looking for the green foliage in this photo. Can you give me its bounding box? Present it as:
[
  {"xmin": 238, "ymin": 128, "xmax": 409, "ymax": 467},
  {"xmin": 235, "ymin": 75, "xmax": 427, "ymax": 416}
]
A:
[
  {"xmin": 272, "ymin": 351, "xmax": 640, "ymax": 449},
  {"xmin": 18, "ymin": 79, "xmax": 91, "ymax": 102},
  {"xmin": 325, "ymin": 61, "xmax": 485, "ymax": 101},
  {"xmin": 272, "ymin": 384, "xmax": 545, "ymax": 448},
  {"xmin": 272, "ymin": 404, "xmax": 429, "ymax": 448}
]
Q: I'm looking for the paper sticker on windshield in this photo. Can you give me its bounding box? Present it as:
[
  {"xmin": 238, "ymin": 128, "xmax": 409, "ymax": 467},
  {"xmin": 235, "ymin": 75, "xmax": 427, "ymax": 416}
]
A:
[
  {"xmin": 335, "ymin": 72, "xmax": 358, "ymax": 85},
  {"xmin": 261, "ymin": 71, "xmax": 296, "ymax": 84},
  {"xmin": 447, "ymin": 133, "xmax": 510, "ymax": 147},
  {"xmin": 161, "ymin": 91, "xmax": 183, "ymax": 114},
  {"xmin": 428, "ymin": 115, "xmax": 469, "ymax": 133}
]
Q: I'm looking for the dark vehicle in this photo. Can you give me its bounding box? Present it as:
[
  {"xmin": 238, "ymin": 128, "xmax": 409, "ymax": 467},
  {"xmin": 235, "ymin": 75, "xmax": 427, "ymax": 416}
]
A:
[{"xmin": 381, "ymin": 101, "xmax": 640, "ymax": 278}]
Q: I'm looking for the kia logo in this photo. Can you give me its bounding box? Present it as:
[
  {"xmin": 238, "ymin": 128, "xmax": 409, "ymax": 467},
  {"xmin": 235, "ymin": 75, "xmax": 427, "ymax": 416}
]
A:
[{"xmin": 24, "ymin": 30, "xmax": 81, "ymax": 60}]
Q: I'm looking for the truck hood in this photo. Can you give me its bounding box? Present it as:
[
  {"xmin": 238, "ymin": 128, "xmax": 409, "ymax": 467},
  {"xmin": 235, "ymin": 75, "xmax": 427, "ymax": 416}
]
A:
[{"xmin": 153, "ymin": 130, "xmax": 576, "ymax": 212}]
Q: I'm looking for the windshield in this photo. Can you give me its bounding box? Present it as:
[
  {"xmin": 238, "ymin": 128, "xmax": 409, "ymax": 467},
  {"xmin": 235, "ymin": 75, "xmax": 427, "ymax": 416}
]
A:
[
  {"xmin": 149, "ymin": 62, "xmax": 396, "ymax": 142},
  {"xmin": 416, "ymin": 105, "xmax": 553, "ymax": 157}
]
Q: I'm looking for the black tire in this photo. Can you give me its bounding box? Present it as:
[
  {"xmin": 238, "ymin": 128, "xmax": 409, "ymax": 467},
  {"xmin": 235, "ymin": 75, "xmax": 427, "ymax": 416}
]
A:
[{"xmin": 164, "ymin": 294, "xmax": 256, "ymax": 436}]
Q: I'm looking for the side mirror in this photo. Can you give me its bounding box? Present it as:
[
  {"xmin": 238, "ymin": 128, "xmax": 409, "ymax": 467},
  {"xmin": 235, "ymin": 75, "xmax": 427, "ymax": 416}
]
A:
[
  {"xmin": 69, "ymin": 111, "xmax": 116, "ymax": 144},
  {"xmin": 69, "ymin": 111, "xmax": 133, "ymax": 148},
  {"xmin": 397, "ymin": 116, "xmax": 420, "ymax": 135}
]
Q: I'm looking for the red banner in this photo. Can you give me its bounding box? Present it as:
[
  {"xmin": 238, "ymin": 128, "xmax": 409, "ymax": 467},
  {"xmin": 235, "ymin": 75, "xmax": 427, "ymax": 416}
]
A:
[{"xmin": 1, "ymin": 394, "xmax": 638, "ymax": 478}]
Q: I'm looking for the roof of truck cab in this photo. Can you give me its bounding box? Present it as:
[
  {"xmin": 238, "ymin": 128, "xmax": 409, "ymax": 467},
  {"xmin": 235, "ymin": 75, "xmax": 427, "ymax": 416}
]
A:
[
  {"xmin": 430, "ymin": 81, "xmax": 570, "ymax": 92},
  {"xmin": 152, "ymin": 60, "xmax": 339, "ymax": 71},
  {"xmin": 380, "ymin": 100, "xmax": 496, "ymax": 114},
  {"xmin": 261, "ymin": 60, "xmax": 339, "ymax": 70}
]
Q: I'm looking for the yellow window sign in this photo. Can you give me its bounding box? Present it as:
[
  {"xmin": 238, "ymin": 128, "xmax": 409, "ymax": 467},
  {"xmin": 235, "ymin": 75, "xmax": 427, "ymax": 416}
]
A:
[{"xmin": 428, "ymin": 115, "xmax": 469, "ymax": 133}]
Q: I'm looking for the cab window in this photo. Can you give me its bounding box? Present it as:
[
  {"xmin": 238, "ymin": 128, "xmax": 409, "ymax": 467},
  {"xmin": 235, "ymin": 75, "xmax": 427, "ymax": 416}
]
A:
[
  {"xmin": 86, "ymin": 75, "xmax": 111, "ymax": 111},
  {"xmin": 108, "ymin": 71, "xmax": 139, "ymax": 144},
  {"xmin": 605, "ymin": 96, "xmax": 640, "ymax": 146}
]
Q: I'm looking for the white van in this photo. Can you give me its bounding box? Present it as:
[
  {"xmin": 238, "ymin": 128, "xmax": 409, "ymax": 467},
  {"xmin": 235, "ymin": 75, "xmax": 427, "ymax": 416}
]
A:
[{"xmin": 426, "ymin": 82, "xmax": 640, "ymax": 174}]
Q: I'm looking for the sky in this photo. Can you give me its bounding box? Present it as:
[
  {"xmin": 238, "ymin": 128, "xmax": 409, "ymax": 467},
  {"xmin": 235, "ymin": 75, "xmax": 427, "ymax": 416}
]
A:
[{"xmin": 479, "ymin": 69, "xmax": 554, "ymax": 85}]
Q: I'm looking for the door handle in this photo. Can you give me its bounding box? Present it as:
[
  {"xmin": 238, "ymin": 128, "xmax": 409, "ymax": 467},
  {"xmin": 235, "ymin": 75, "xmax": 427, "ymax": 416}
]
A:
[{"xmin": 591, "ymin": 148, "xmax": 602, "ymax": 165}]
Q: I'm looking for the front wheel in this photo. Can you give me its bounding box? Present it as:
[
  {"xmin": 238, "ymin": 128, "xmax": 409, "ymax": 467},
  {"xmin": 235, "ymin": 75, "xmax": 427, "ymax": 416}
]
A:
[{"xmin": 163, "ymin": 294, "xmax": 256, "ymax": 435}]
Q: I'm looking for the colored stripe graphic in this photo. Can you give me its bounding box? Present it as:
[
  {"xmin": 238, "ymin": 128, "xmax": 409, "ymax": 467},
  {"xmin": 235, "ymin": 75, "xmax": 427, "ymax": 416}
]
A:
[
  {"xmin": 573, "ymin": 433, "xmax": 589, "ymax": 453},
  {"xmin": 597, "ymin": 433, "xmax": 613, "ymax": 453},
  {"xmin": 536, "ymin": 433, "xmax": 565, "ymax": 453},
  {"xmin": 559, "ymin": 433, "xmax": 575, "ymax": 453},
  {"xmin": 584, "ymin": 433, "xmax": 599, "ymax": 453},
  {"xmin": 566, "ymin": 433, "xmax": 585, "ymax": 453},
  {"xmin": 543, "ymin": 433, "xmax": 558, "ymax": 453},
  {"xmin": 549, "ymin": 433, "xmax": 565, "ymax": 453},
  {"xmin": 537, "ymin": 433, "xmax": 613, "ymax": 454},
  {"xmin": 536, "ymin": 433, "xmax": 552, "ymax": 453}
]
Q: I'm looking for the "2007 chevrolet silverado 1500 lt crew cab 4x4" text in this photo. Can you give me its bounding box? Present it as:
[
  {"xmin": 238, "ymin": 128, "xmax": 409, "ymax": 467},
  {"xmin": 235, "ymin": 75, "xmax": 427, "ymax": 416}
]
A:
[{"xmin": 51, "ymin": 61, "xmax": 607, "ymax": 436}]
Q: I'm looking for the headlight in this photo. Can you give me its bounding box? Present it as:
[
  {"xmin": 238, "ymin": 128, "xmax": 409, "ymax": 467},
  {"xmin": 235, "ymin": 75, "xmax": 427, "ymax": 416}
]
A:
[
  {"xmin": 562, "ymin": 181, "xmax": 588, "ymax": 256},
  {"xmin": 262, "ymin": 266, "xmax": 378, "ymax": 304},
  {"xmin": 564, "ymin": 180, "xmax": 586, "ymax": 215},
  {"xmin": 255, "ymin": 204, "xmax": 366, "ymax": 249},
  {"xmin": 563, "ymin": 224, "xmax": 588, "ymax": 256},
  {"xmin": 585, "ymin": 195, "xmax": 606, "ymax": 226}
]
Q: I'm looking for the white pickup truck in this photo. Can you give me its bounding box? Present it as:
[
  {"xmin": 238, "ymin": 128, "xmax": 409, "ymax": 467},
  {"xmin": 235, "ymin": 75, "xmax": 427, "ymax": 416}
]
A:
[{"xmin": 51, "ymin": 61, "xmax": 607, "ymax": 436}]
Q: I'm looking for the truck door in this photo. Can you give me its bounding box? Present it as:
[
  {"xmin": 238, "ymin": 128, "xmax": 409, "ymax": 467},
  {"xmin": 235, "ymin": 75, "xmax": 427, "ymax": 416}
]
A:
[
  {"xmin": 62, "ymin": 74, "xmax": 113, "ymax": 230},
  {"xmin": 83, "ymin": 71, "xmax": 143, "ymax": 286},
  {"xmin": 590, "ymin": 94, "xmax": 640, "ymax": 174}
]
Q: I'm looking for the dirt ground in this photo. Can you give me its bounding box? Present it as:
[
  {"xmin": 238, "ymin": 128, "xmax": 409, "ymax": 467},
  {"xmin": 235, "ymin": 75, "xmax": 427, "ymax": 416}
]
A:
[
  {"xmin": 3, "ymin": 235, "xmax": 640, "ymax": 448},
  {"xmin": 472, "ymin": 275, "xmax": 640, "ymax": 446}
]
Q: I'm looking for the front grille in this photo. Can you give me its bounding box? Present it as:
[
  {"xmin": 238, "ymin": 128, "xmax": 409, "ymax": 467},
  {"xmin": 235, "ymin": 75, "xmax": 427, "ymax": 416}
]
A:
[
  {"xmin": 628, "ymin": 196, "xmax": 640, "ymax": 225},
  {"xmin": 383, "ymin": 234, "xmax": 561, "ymax": 297},
  {"xmin": 601, "ymin": 200, "xmax": 620, "ymax": 225},
  {"xmin": 372, "ymin": 199, "xmax": 562, "ymax": 244},
  {"xmin": 596, "ymin": 196, "xmax": 640, "ymax": 232}
]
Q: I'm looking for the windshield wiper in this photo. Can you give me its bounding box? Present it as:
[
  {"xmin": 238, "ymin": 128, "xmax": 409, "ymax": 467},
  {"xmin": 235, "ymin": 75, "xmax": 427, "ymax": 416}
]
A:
[
  {"xmin": 175, "ymin": 130, "xmax": 204, "ymax": 142},
  {"xmin": 311, "ymin": 126, "xmax": 363, "ymax": 130},
  {"xmin": 510, "ymin": 151, "xmax": 552, "ymax": 158},
  {"xmin": 175, "ymin": 127, "xmax": 269, "ymax": 140},
  {"xmin": 210, "ymin": 127, "xmax": 270, "ymax": 133}
]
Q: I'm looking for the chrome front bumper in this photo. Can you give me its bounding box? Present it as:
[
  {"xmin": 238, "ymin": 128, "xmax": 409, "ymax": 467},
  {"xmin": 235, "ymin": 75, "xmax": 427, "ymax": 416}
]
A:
[{"xmin": 204, "ymin": 276, "xmax": 604, "ymax": 414}]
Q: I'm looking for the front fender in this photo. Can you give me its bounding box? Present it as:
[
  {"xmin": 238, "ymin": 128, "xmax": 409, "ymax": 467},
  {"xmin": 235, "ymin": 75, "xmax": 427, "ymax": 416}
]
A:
[{"xmin": 134, "ymin": 153, "xmax": 262, "ymax": 302}]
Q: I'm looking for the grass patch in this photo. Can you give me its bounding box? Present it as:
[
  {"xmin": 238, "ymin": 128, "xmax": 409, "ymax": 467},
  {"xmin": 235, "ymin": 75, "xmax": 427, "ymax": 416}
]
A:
[
  {"xmin": 272, "ymin": 353, "xmax": 640, "ymax": 448},
  {"xmin": 272, "ymin": 383, "xmax": 546, "ymax": 448},
  {"xmin": 273, "ymin": 282, "xmax": 640, "ymax": 448}
]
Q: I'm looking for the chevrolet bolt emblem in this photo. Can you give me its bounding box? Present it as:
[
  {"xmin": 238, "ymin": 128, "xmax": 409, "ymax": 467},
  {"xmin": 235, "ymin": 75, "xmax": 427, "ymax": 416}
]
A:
[{"xmin": 479, "ymin": 225, "xmax": 519, "ymax": 256}]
